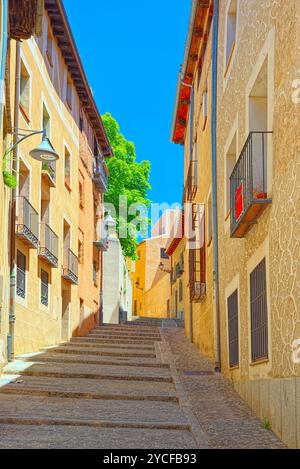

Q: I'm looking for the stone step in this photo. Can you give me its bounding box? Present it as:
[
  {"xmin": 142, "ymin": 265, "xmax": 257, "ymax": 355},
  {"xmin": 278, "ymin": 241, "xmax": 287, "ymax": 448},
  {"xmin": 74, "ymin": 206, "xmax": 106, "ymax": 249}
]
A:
[
  {"xmin": 46, "ymin": 345, "xmax": 157, "ymax": 359},
  {"xmin": 3, "ymin": 361, "xmax": 173, "ymax": 383},
  {"xmin": 59, "ymin": 343, "xmax": 157, "ymax": 357},
  {"xmin": 99, "ymin": 325, "xmax": 160, "ymax": 333},
  {"xmin": 69, "ymin": 336, "xmax": 155, "ymax": 352},
  {"xmin": 22, "ymin": 352, "xmax": 169, "ymax": 369},
  {"xmin": 0, "ymin": 394, "xmax": 188, "ymax": 428},
  {"xmin": 0, "ymin": 425, "xmax": 196, "ymax": 449},
  {"xmin": 88, "ymin": 332, "xmax": 161, "ymax": 340},
  {"xmin": 38, "ymin": 346, "xmax": 164, "ymax": 368},
  {"xmin": 85, "ymin": 337, "xmax": 160, "ymax": 345},
  {"xmin": 0, "ymin": 375, "xmax": 176, "ymax": 400}
]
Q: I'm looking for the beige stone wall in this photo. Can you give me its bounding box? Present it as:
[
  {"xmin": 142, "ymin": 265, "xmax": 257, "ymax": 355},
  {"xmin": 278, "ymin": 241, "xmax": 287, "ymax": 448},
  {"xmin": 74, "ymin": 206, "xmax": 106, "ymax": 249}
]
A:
[
  {"xmin": 170, "ymin": 238, "xmax": 185, "ymax": 319},
  {"xmin": 217, "ymin": 0, "xmax": 300, "ymax": 448}
]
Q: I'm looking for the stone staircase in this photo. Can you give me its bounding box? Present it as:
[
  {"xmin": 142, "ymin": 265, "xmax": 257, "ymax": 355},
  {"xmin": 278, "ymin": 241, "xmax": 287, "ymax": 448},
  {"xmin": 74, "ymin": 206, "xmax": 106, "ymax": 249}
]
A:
[{"xmin": 0, "ymin": 323, "xmax": 198, "ymax": 449}]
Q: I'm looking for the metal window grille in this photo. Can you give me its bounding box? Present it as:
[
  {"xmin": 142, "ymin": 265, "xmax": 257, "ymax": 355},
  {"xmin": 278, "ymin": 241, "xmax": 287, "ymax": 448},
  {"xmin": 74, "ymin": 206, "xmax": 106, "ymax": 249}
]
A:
[
  {"xmin": 17, "ymin": 250, "xmax": 26, "ymax": 299},
  {"xmin": 227, "ymin": 289, "xmax": 239, "ymax": 368},
  {"xmin": 41, "ymin": 270, "xmax": 49, "ymax": 307},
  {"xmin": 250, "ymin": 258, "xmax": 268, "ymax": 362}
]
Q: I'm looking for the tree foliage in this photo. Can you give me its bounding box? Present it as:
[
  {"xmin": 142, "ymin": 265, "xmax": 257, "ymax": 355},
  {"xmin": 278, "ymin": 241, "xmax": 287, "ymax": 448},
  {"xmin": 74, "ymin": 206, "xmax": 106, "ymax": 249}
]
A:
[{"xmin": 102, "ymin": 113, "xmax": 151, "ymax": 260}]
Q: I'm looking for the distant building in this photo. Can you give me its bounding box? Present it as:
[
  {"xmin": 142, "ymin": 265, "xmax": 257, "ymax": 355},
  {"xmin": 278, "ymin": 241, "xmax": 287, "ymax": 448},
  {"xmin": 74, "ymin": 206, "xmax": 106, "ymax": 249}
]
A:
[
  {"xmin": 165, "ymin": 210, "xmax": 185, "ymax": 321},
  {"xmin": 103, "ymin": 227, "xmax": 132, "ymax": 324},
  {"xmin": 132, "ymin": 213, "xmax": 173, "ymax": 319}
]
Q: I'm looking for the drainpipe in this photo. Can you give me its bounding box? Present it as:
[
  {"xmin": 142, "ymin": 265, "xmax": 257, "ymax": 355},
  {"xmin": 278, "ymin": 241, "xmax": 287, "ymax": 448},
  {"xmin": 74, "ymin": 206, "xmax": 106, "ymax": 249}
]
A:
[
  {"xmin": 0, "ymin": 0, "xmax": 8, "ymax": 125},
  {"xmin": 8, "ymin": 40, "xmax": 21, "ymax": 362},
  {"xmin": 211, "ymin": 0, "xmax": 221, "ymax": 372}
]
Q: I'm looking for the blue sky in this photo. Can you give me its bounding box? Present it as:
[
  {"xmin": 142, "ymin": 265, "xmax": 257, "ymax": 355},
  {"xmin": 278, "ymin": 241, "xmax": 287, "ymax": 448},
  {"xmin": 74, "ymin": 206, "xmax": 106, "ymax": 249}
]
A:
[{"xmin": 63, "ymin": 0, "xmax": 190, "ymax": 206}]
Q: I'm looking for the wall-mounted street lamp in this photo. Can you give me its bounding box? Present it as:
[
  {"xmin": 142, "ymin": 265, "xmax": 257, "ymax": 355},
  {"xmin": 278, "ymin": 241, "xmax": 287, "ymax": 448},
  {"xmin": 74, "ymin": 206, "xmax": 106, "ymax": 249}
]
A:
[
  {"xmin": 135, "ymin": 280, "xmax": 143, "ymax": 291},
  {"xmin": 10, "ymin": 128, "xmax": 60, "ymax": 162},
  {"xmin": 159, "ymin": 262, "xmax": 172, "ymax": 274}
]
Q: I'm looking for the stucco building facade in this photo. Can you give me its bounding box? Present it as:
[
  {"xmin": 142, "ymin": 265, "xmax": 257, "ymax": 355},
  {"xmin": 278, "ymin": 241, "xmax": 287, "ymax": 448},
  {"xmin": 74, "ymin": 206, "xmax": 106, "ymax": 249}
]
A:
[
  {"xmin": 216, "ymin": 0, "xmax": 300, "ymax": 448},
  {"xmin": 0, "ymin": 0, "xmax": 112, "ymax": 367},
  {"xmin": 171, "ymin": 0, "xmax": 216, "ymax": 359}
]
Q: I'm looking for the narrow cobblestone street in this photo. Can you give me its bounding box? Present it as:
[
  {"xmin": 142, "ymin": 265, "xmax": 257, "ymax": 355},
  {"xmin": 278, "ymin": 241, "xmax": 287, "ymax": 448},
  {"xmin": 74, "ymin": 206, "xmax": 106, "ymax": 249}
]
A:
[{"xmin": 0, "ymin": 322, "xmax": 284, "ymax": 449}]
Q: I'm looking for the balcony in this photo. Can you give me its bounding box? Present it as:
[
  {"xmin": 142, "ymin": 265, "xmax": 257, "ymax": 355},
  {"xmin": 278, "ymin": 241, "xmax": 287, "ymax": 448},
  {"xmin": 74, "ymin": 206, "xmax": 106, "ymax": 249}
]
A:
[
  {"xmin": 94, "ymin": 237, "xmax": 108, "ymax": 252},
  {"xmin": 39, "ymin": 224, "xmax": 58, "ymax": 268},
  {"xmin": 62, "ymin": 248, "xmax": 78, "ymax": 285},
  {"xmin": 42, "ymin": 161, "xmax": 56, "ymax": 188},
  {"xmin": 230, "ymin": 132, "xmax": 272, "ymax": 238},
  {"xmin": 184, "ymin": 160, "xmax": 198, "ymax": 202},
  {"xmin": 16, "ymin": 197, "xmax": 39, "ymax": 248},
  {"xmin": 175, "ymin": 262, "xmax": 184, "ymax": 279},
  {"xmin": 189, "ymin": 204, "xmax": 206, "ymax": 303},
  {"xmin": 170, "ymin": 268, "xmax": 176, "ymax": 285},
  {"xmin": 93, "ymin": 156, "xmax": 108, "ymax": 193}
]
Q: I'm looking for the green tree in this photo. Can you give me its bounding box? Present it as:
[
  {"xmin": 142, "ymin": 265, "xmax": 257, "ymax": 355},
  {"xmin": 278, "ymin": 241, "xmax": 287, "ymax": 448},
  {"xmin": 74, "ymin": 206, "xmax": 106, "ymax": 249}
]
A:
[{"xmin": 102, "ymin": 113, "xmax": 151, "ymax": 260}]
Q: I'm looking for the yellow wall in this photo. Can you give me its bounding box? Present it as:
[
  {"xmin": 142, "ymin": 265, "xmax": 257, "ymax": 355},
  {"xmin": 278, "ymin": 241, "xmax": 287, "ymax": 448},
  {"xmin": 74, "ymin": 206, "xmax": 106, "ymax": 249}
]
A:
[
  {"xmin": 170, "ymin": 238, "xmax": 185, "ymax": 320},
  {"xmin": 11, "ymin": 29, "xmax": 80, "ymax": 354},
  {"xmin": 132, "ymin": 237, "xmax": 171, "ymax": 319},
  {"xmin": 182, "ymin": 13, "xmax": 215, "ymax": 361},
  {"xmin": 0, "ymin": 9, "xmax": 105, "ymax": 359},
  {"xmin": 76, "ymin": 133, "xmax": 102, "ymax": 336}
]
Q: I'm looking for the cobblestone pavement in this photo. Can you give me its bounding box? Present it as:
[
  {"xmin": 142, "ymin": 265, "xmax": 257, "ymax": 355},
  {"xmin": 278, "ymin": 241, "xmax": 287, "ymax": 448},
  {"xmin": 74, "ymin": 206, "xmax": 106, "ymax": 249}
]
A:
[
  {"xmin": 161, "ymin": 328, "xmax": 285, "ymax": 449},
  {"xmin": 0, "ymin": 322, "xmax": 285, "ymax": 449}
]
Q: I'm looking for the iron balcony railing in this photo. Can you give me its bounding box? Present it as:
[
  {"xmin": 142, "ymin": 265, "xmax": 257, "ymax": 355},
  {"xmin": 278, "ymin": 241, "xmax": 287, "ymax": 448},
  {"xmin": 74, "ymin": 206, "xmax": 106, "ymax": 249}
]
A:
[
  {"xmin": 16, "ymin": 196, "xmax": 39, "ymax": 248},
  {"xmin": 184, "ymin": 160, "xmax": 198, "ymax": 202},
  {"xmin": 93, "ymin": 156, "xmax": 108, "ymax": 193},
  {"xmin": 62, "ymin": 248, "xmax": 78, "ymax": 285},
  {"xmin": 189, "ymin": 204, "xmax": 206, "ymax": 303},
  {"xmin": 175, "ymin": 262, "xmax": 184, "ymax": 279},
  {"xmin": 39, "ymin": 223, "xmax": 59, "ymax": 268},
  {"xmin": 230, "ymin": 131, "xmax": 272, "ymax": 237}
]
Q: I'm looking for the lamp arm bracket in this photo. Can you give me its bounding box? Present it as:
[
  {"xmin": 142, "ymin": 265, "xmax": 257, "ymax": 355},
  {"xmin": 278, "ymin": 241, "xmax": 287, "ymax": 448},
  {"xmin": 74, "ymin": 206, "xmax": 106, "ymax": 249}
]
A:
[{"xmin": 6, "ymin": 129, "xmax": 45, "ymax": 157}]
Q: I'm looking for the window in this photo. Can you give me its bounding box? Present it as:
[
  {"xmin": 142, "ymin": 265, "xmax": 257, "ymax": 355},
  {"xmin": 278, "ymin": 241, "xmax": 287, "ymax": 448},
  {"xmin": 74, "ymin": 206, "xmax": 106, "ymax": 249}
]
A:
[
  {"xmin": 93, "ymin": 262, "xmax": 98, "ymax": 285},
  {"xmin": 78, "ymin": 229, "xmax": 84, "ymax": 264},
  {"xmin": 20, "ymin": 61, "xmax": 30, "ymax": 119},
  {"xmin": 227, "ymin": 290, "xmax": 239, "ymax": 368},
  {"xmin": 41, "ymin": 270, "xmax": 49, "ymax": 307},
  {"xmin": 160, "ymin": 248, "xmax": 169, "ymax": 260},
  {"xmin": 17, "ymin": 251, "xmax": 26, "ymax": 299},
  {"xmin": 43, "ymin": 104, "xmax": 50, "ymax": 138},
  {"xmin": 250, "ymin": 258, "xmax": 268, "ymax": 362},
  {"xmin": 46, "ymin": 33, "xmax": 53, "ymax": 66},
  {"xmin": 207, "ymin": 193, "xmax": 213, "ymax": 245},
  {"xmin": 179, "ymin": 280, "xmax": 183, "ymax": 302},
  {"xmin": 94, "ymin": 137, "xmax": 99, "ymax": 156},
  {"xmin": 64, "ymin": 147, "xmax": 71, "ymax": 190},
  {"xmin": 79, "ymin": 179, "xmax": 84, "ymax": 209},
  {"xmin": 79, "ymin": 116, "xmax": 84, "ymax": 133},
  {"xmin": 225, "ymin": 0, "xmax": 237, "ymax": 74},
  {"xmin": 66, "ymin": 78, "xmax": 72, "ymax": 109},
  {"xmin": 225, "ymin": 133, "xmax": 237, "ymax": 216},
  {"xmin": 78, "ymin": 240, "xmax": 84, "ymax": 264}
]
